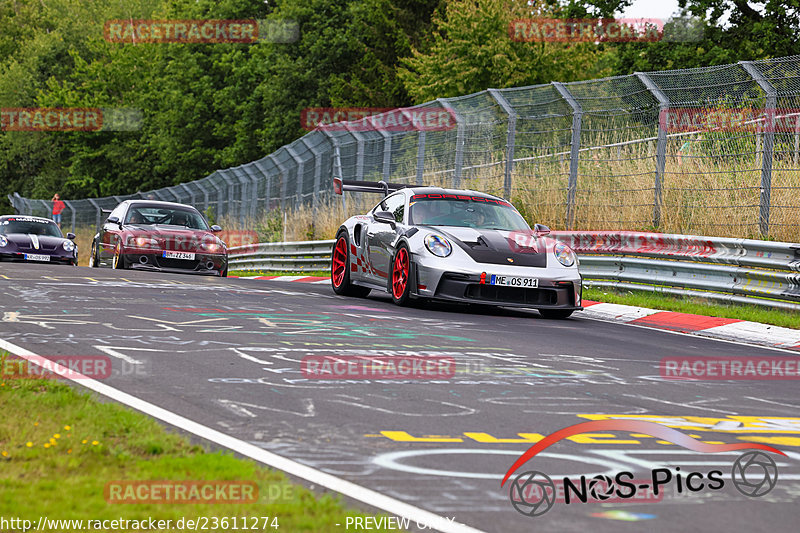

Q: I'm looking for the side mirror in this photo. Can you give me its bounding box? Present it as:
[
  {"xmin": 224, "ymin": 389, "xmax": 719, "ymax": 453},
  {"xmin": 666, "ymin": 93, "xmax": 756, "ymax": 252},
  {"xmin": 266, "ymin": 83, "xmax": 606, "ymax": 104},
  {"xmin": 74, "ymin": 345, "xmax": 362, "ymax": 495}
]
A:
[
  {"xmin": 533, "ymin": 223, "xmax": 551, "ymax": 236},
  {"xmin": 211, "ymin": 225, "xmax": 222, "ymax": 232},
  {"xmin": 374, "ymin": 211, "xmax": 396, "ymax": 228},
  {"xmin": 107, "ymin": 216, "xmax": 120, "ymax": 225},
  {"xmin": 66, "ymin": 232, "xmax": 76, "ymax": 239}
]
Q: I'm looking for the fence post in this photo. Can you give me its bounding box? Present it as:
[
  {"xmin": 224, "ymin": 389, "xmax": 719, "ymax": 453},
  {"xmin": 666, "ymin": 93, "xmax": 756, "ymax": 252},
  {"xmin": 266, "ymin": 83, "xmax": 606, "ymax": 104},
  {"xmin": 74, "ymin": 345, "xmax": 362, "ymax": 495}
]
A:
[
  {"xmin": 377, "ymin": 127, "xmax": 392, "ymax": 181},
  {"xmin": 301, "ymin": 137, "xmax": 323, "ymax": 217},
  {"xmin": 239, "ymin": 165, "xmax": 261, "ymax": 218},
  {"xmin": 39, "ymin": 199, "xmax": 50, "ymax": 219},
  {"xmin": 229, "ymin": 168, "xmax": 250, "ymax": 225},
  {"xmin": 62, "ymin": 200, "xmax": 77, "ymax": 232},
  {"xmin": 635, "ymin": 72, "xmax": 670, "ymax": 229},
  {"xmin": 206, "ymin": 173, "xmax": 225, "ymax": 219},
  {"xmin": 87, "ymin": 199, "xmax": 103, "ymax": 230},
  {"xmin": 286, "ymin": 145, "xmax": 305, "ymax": 209},
  {"xmin": 269, "ymin": 153, "xmax": 289, "ymax": 215},
  {"xmin": 488, "ymin": 89, "xmax": 517, "ymax": 199},
  {"xmin": 437, "ymin": 98, "xmax": 464, "ymax": 189},
  {"xmin": 552, "ymin": 82, "xmax": 582, "ymax": 229},
  {"xmin": 253, "ymin": 159, "xmax": 273, "ymax": 211},
  {"xmin": 740, "ymin": 60, "xmax": 776, "ymax": 237},
  {"xmin": 166, "ymin": 186, "xmax": 183, "ymax": 203},
  {"xmin": 402, "ymin": 109, "xmax": 426, "ymax": 186},
  {"xmin": 343, "ymin": 123, "xmax": 366, "ymax": 181},
  {"xmin": 178, "ymin": 183, "xmax": 196, "ymax": 207},
  {"xmin": 320, "ymin": 128, "xmax": 346, "ymax": 212},
  {"xmin": 196, "ymin": 180, "xmax": 211, "ymax": 212}
]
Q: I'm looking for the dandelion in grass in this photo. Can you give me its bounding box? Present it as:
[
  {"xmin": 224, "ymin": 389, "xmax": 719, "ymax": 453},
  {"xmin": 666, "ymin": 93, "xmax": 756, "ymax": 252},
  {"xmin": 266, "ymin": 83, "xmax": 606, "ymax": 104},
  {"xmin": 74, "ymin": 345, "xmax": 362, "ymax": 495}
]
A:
[{"xmin": 26, "ymin": 442, "xmax": 33, "ymax": 447}]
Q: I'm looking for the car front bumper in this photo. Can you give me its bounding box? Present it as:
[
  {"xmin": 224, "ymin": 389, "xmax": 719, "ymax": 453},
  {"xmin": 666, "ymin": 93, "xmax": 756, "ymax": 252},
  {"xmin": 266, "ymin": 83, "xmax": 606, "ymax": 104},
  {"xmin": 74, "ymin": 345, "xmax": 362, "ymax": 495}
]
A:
[
  {"xmin": 413, "ymin": 255, "xmax": 582, "ymax": 309},
  {"xmin": 0, "ymin": 251, "xmax": 77, "ymax": 265},
  {"xmin": 122, "ymin": 250, "xmax": 227, "ymax": 276}
]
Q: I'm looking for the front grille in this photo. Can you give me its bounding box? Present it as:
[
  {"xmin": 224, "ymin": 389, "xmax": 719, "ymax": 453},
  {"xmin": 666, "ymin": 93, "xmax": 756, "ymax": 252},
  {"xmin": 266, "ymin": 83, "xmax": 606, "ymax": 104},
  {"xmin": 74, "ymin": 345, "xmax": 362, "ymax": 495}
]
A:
[{"xmin": 465, "ymin": 284, "xmax": 558, "ymax": 305}]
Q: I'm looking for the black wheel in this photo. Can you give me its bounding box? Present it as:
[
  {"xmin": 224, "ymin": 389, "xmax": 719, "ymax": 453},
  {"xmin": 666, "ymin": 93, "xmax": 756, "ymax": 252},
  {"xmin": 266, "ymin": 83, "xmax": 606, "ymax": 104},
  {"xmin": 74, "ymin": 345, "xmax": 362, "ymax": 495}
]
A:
[
  {"xmin": 89, "ymin": 241, "xmax": 100, "ymax": 268},
  {"xmin": 390, "ymin": 243, "xmax": 413, "ymax": 306},
  {"xmin": 331, "ymin": 231, "xmax": 370, "ymax": 297},
  {"xmin": 112, "ymin": 240, "xmax": 126, "ymax": 270},
  {"xmin": 220, "ymin": 265, "xmax": 228, "ymax": 278},
  {"xmin": 539, "ymin": 309, "xmax": 574, "ymax": 319}
]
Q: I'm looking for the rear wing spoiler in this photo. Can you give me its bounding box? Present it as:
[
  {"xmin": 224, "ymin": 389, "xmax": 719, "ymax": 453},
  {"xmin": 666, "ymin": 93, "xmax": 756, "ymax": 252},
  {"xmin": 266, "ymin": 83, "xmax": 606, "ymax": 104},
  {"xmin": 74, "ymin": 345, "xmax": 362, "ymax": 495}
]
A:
[{"xmin": 333, "ymin": 177, "xmax": 407, "ymax": 196}]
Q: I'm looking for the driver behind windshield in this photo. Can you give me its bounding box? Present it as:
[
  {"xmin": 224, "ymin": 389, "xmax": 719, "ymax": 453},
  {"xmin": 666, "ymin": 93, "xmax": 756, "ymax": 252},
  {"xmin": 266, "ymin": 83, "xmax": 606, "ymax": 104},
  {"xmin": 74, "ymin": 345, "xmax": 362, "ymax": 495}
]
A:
[{"xmin": 127, "ymin": 210, "xmax": 145, "ymax": 224}]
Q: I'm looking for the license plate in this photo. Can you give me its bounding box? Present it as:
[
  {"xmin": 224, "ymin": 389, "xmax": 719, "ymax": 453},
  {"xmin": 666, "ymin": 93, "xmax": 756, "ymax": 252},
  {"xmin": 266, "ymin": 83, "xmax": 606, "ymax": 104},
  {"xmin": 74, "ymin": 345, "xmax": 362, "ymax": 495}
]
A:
[
  {"xmin": 490, "ymin": 275, "xmax": 538, "ymax": 288},
  {"xmin": 25, "ymin": 254, "xmax": 50, "ymax": 262},
  {"xmin": 162, "ymin": 251, "xmax": 195, "ymax": 260}
]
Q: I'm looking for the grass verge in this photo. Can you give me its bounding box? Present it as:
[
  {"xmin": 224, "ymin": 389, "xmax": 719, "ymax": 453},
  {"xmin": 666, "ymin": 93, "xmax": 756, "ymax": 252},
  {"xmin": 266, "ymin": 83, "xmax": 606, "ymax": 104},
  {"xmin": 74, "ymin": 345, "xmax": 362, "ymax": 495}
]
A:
[
  {"xmin": 0, "ymin": 360, "xmax": 390, "ymax": 532},
  {"xmin": 583, "ymin": 286, "xmax": 800, "ymax": 329}
]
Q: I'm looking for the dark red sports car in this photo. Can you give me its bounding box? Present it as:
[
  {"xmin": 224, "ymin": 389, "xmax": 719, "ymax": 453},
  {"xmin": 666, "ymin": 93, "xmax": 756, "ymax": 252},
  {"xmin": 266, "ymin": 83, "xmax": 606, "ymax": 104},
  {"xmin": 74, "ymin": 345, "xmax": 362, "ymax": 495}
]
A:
[{"xmin": 88, "ymin": 200, "xmax": 228, "ymax": 276}]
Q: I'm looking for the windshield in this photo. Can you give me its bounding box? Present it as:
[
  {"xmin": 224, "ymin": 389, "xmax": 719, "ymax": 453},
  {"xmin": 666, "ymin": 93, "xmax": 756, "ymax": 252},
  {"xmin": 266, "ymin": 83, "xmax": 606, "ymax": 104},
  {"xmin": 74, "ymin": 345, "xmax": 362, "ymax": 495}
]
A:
[
  {"xmin": 125, "ymin": 206, "xmax": 209, "ymax": 230},
  {"xmin": 0, "ymin": 218, "xmax": 63, "ymax": 237},
  {"xmin": 409, "ymin": 194, "xmax": 530, "ymax": 231}
]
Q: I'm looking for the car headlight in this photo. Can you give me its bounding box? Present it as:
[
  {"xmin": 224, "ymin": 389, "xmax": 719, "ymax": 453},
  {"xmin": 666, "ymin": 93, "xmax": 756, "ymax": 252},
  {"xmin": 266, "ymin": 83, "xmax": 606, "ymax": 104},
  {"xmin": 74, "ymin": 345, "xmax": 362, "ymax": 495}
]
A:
[
  {"xmin": 201, "ymin": 239, "xmax": 224, "ymax": 253},
  {"xmin": 554, "ymin": 242, "xmax": 576, "ymax": 267},
  {"xmin": 0, "ymin": 235, "xmax": 7, "ymax": 247},
  {"xmin": 128, "ymin": 236, "xmax": 159, "ymax": 248},
  {"xmin": 62, "ymin": 240, "xmax": 75, "ymax": 252},
  {"xmin": 424, "ymin": 234, "xmax": 452, "ymax": 257}
]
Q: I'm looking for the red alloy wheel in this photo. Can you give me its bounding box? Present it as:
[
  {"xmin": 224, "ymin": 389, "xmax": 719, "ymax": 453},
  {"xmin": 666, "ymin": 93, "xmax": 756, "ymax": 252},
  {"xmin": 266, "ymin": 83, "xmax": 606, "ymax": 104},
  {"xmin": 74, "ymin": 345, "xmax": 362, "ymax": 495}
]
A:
[
  {"xmin": 331, "ymin": 237, "xmax": 348, "ymax": 288},
  {"xmin": 392, "ymin": 247, "xmax": 409, "ymax": 299}
]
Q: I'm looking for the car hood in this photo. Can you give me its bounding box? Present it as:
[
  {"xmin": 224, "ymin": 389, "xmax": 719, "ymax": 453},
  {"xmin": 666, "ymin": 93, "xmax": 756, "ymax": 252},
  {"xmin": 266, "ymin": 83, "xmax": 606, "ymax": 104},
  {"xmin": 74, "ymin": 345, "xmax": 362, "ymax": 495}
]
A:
[
  {"xmin": 4, "ymin": 233, "xmax": 67, "ymax": 251},
  {"xmin": 429, "ymin": 226, "xmax": 549, "ymax": 267}
]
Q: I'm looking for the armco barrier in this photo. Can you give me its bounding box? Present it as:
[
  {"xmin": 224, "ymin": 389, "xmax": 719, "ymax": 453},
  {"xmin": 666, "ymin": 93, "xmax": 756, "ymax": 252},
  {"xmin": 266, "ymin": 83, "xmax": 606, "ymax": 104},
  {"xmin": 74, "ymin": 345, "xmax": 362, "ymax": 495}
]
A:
[
  {"xmin": 228, "ymin": 240, "xmax": 335, "ymax": 272},
  {"xmin": 228, "ymin": 231, "xmax": 800, "ymax": 310},
  {"xmin": 551, "ymin": 231, "xmax": 800, "ymax": 310}
]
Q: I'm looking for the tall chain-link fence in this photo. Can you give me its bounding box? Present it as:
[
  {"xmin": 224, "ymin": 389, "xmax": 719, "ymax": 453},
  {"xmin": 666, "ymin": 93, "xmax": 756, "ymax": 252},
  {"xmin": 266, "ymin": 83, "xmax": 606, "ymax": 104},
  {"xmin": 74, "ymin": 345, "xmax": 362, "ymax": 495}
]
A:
[{"xmin": 9, "ymin": 55, "xmax": 800, "ymax": 241}]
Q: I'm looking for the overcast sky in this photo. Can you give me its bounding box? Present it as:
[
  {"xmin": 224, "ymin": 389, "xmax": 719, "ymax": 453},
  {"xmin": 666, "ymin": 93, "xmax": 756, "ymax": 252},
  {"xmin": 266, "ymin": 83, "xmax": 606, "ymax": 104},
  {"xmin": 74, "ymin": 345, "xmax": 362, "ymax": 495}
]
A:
[{"xmin": 619, "ymin": 0, "xmax": 682, "ymax": 20}]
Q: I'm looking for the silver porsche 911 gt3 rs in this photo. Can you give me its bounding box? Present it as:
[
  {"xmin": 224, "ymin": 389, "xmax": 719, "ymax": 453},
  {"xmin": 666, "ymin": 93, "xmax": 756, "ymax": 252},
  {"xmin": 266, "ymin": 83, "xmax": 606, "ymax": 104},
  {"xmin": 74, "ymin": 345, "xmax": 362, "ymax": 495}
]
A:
[{"xmin": 330, "ymin": 179, "xmax": 582, "ymax": 318}]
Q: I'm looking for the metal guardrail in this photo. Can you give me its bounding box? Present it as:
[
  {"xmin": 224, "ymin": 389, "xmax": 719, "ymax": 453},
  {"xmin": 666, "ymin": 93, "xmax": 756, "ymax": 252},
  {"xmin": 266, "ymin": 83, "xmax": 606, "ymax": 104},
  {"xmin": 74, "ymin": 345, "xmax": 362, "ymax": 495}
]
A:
[
  {"xmin": 228, "ymin": 231, "xmax": 800, "ymax": 310},
  {"xmin": 228, "ymin": 239, "xmax": 335, "ymax": 272},
  {"xmin": 551, "ymin": 231, "xmax": 800, "ymax": 310}
]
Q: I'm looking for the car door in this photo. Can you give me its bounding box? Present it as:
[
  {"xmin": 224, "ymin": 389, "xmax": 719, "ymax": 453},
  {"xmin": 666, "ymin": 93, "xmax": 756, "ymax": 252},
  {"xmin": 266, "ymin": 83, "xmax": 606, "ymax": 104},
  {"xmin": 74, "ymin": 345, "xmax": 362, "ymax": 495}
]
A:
[
  {"xmin": 99, "ymin": 203, "xmax": 127, "ymax": 261},
  {"xmin": 366, "ymin": 193, "xmax": 406, "ymax": 283}
]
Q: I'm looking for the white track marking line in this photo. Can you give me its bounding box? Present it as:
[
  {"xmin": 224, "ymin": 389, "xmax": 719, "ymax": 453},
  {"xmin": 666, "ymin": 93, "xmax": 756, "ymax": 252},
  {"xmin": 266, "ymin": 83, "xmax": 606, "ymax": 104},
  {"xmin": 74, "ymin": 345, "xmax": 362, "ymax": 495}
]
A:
[
  {"xmin": 0, "ymin": 338, "xmax": 483, "ymax": 533},
  {"xmin": 579, "ymin": 314, "xmax": 800, "ymax": 354}
]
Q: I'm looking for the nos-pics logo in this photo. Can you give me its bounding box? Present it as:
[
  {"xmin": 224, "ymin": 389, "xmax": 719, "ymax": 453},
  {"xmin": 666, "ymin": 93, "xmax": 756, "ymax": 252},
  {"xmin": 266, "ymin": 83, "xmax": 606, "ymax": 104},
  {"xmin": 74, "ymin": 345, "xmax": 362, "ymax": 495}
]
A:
[{"xmin": 501, "ymin": 420, "xmax": 784, "ymax": 517}]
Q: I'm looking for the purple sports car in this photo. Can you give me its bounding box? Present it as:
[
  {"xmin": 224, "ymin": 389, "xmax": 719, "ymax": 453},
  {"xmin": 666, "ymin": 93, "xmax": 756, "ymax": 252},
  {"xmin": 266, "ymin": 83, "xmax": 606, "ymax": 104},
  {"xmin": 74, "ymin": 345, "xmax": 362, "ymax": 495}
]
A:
[{"xmin": 0, "ymin": 215, "xmax": 78, "ymax": 265}]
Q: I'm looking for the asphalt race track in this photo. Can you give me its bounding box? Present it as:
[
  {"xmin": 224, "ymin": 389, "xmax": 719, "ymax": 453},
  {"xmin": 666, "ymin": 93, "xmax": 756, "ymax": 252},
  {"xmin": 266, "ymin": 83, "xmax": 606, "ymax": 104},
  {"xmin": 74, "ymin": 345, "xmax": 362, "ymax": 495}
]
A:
[{"xmin": 1, "ymin": 262, "xmax": 799, "ymax": 532}]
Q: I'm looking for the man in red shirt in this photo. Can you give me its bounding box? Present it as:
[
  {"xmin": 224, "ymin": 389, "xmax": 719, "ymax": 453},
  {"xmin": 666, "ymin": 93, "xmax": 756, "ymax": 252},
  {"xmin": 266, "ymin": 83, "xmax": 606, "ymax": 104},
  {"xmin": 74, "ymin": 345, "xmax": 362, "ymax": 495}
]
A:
[{"xmin": 52, "ymin": 193, "xmax": 65, "ymax": 228}]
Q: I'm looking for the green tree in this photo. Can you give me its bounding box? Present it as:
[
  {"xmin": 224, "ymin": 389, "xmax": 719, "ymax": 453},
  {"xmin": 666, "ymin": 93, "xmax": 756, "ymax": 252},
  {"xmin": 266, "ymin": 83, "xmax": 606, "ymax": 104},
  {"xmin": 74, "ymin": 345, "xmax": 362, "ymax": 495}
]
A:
[{"xmin": 397, "ymin": 0, "xmax": 608, "ymax": 103}]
